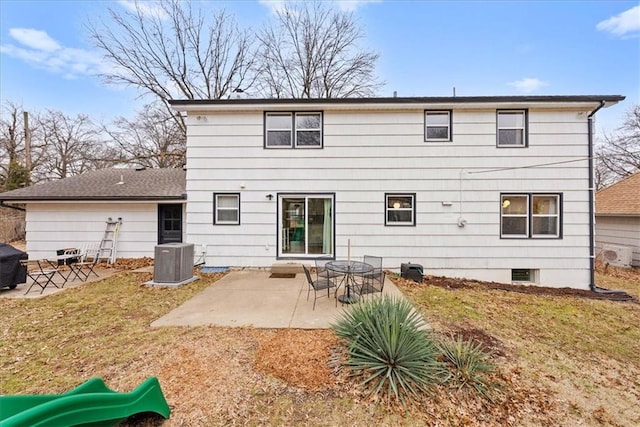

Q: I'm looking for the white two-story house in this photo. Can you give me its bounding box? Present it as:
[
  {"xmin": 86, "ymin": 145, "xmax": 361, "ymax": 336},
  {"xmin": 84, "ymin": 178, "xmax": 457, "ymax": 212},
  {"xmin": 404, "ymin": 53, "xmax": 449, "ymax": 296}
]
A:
[{"xmin": 170, "ymin": 95, "xmax": 624, "ymax": 289}]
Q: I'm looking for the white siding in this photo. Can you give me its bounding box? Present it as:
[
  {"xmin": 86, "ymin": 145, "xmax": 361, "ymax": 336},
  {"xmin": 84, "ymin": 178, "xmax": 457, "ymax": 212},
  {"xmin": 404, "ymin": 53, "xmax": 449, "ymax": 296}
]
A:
[
  {"xmin": 185, "ymin": 107, "xmax": 593, "ymax": 289},
  {"xmin": 595, "ymin": 216, "xmax": 640, "ymax": 267},
  {"xmin": 24, "ymin": 202, "xmax": 183, "ymax": 260}
]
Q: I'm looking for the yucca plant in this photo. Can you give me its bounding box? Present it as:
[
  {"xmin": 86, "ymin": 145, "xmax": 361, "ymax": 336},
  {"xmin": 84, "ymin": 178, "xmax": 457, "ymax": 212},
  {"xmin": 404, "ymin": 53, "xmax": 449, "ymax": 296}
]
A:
[
  {"xmin": 332, "ymin": 295, "xmax": 446, "ymax": 405},
  {"xmin": 438, "ymin": 334, "xmax": 496, "ymax": 400}
]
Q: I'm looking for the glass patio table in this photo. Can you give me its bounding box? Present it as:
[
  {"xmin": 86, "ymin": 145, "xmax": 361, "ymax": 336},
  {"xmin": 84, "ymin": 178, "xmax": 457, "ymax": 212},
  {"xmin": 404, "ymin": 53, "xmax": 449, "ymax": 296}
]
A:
[{"xmin": 326, "ymin": 260, "xmax": 373, "ymax": 304}]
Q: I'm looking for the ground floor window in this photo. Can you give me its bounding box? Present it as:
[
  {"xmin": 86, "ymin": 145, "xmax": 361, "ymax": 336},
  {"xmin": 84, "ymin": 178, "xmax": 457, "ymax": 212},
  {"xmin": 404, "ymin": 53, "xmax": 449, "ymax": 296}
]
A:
[
  {"xmin": 279, "ymin": 194, "xmax": 334, "ymax": 257},
  {"xmin": 385, "ymin": 193, "xmax": 416, "ymax": 226},
  {"xmin": 501, "ymin": 193, "xmax": 561, "ymax": 238},
  {"xmin": 213, "ymin": 193, "xmax": 240, "ymax": 225}
]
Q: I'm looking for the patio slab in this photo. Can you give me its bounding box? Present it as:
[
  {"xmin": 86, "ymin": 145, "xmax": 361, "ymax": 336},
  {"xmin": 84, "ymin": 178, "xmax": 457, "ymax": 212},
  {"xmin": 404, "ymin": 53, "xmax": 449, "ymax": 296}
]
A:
[
  {"xmin": 151, "ymin": 270, "xmax": 407, "ymax": 329},
  {"xmin": 0, "ymin": 267, "xmax": 117, "ymax": 299}
]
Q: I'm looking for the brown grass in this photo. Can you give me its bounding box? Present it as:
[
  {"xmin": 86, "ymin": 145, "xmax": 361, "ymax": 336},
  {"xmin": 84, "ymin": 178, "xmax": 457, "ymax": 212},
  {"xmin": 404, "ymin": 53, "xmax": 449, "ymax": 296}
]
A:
[{"xmin": 1, "ymin": 266, "xmax": 639, "ymax": 426}]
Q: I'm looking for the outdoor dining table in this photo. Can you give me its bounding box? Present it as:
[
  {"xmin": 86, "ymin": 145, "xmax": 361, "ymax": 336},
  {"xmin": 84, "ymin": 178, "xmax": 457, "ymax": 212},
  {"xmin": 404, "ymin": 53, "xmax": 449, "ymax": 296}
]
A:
[{"xmin": 326, "ymin": 260, "xmax": 373, "ymax": 304}]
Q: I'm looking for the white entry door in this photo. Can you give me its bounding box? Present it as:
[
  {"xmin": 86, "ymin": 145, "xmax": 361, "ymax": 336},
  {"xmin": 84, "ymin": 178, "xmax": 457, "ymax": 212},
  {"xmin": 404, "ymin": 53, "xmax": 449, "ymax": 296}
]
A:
[{"xmin": 279, "ymin": 194, "xmax": 334, "ymax": 257}]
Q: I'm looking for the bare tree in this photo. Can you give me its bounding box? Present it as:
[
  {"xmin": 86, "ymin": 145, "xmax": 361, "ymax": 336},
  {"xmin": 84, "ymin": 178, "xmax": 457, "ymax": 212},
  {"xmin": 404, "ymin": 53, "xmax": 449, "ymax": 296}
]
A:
[
  {"xmin": 37, "ymin": 110, "xmax": 106, "ymax": 181},
  {"xmin": 256, "ymin": 1, "xmax": 383, "ymax": 98},
  {"xmin": 0, "ymin": 102, "xmax": 26, "ymax": 183},
  {"xmin": 596, "ymin": 104, "xmax": 640, "ymax": 188},
  {"xmin": 104, "ymin": 102, "xmax": 185, "ymax": 168},
  {"xmin": 87, "ymin": 0, "xmax": 256, "ymax": 134},
  {"xmin": 0, "ymin": 102, "xmax": 48, "ymax": 187}
]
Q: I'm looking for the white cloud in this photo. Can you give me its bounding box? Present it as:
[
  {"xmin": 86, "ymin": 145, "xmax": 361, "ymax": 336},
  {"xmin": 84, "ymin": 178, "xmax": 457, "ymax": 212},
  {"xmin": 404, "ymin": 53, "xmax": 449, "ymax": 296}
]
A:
[
  {"xmin": 9, "ymin": 28, "xmax": 60, "ymax": 52},
  {"xmin": 117, "ymin": 0, "xmax": 168, "ymax": 19},
  {"xmin": 596, "ymin": 5, "xmax": 640, "ymax": 38},
  {"xmin": 335, "ymin": 0, "xmax": 381, "ymax": 12},
  {"xmin": 0, "ymin": 28, "xmax": 111, "ymax": 79},
  {"xmin": 258, "ymin": 0, "xmax": 288, "ymax": 15},
  {"xmin": 508, "ymin": 77, "xmax": 549, "ymax": 94},
  {"xmin": 259, "ymin": 0, "xmax": 379, "ymax": 14}
]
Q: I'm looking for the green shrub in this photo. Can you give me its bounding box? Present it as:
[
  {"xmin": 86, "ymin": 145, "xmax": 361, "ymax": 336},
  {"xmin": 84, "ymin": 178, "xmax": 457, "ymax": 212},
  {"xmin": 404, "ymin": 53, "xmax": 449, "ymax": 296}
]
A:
[
  {"xmin": 438, "ymin": 334, "xmax": 496, "ymax": 400},
  {"xmin": 332, "ymin": 295, "xmax": 446, "ymax": 405}
]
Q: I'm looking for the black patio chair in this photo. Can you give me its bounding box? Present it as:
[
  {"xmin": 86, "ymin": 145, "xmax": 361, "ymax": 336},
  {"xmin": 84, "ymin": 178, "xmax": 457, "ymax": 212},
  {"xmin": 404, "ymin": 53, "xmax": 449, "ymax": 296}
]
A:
[
  {"xmin": 21, "ymin": 260, "xmax": 58, "ymax": 295},
  {"xmin": 314, "ymin": 257, "xmax": 341, "ymax": 282},
  {"xmin": 356, "ymin": 255, "xmax": 382, "ymax": 291},
  {"xmin": 358, "ymin": 270, "xmax": 386, "ymax": 299},
  {"xmin": 302, "ymin": 265, "xmax": 338, "ymax": 310}
]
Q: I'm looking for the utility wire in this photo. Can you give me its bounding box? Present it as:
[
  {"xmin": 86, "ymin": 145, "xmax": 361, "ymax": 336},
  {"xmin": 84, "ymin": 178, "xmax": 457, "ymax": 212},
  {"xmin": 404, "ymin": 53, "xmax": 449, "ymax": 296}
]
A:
[{"xmin": 467, "ymin": 151, "xmax": 640, "ymax": 175}]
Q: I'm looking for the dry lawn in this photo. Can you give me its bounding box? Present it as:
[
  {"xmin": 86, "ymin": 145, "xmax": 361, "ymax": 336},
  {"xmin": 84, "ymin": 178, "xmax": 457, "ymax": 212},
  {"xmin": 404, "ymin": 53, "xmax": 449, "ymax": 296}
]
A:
[{"xmin": 1, "ymin": 265, "xmax": 639, "ymax": 426}]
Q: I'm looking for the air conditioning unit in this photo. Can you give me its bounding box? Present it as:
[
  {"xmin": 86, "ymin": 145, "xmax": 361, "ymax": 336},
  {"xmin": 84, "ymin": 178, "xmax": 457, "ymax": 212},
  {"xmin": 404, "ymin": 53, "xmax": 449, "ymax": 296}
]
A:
[
  {"xmin": 601, "ymin": 245, "xmax": 633, "ymax": 268},
  {"xmin": 154, "ymin": 243, "xmax": 194, "ymax": 283}
]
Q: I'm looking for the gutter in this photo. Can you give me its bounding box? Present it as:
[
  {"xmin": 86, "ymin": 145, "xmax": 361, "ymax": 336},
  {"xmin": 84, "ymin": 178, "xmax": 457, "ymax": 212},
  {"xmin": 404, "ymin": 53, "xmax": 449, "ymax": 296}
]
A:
[
  {"xmin": 587, "ymin": 102, "xmax": 630, "ymax": 298},
  {"xmin": 0, "ymin": 201, "xmax": 25, "ymax": 212}
]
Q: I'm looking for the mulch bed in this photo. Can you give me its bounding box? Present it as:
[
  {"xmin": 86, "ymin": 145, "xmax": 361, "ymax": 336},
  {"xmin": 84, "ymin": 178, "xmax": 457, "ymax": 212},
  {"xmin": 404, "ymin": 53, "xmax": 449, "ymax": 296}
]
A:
[{"xmin": 393, "ymin": 274, "xmax": 637, "ymax": 302}]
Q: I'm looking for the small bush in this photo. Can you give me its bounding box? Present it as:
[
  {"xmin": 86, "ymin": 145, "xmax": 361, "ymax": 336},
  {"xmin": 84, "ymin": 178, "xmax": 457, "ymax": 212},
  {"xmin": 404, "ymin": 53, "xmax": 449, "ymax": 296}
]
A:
[
  {"xmin": 438, "ymin": 334, "xmax": 496, "ymax": 400},
  {"xmin": 331, "ymin": 295, "xmax": 446, "ymax": 405}
]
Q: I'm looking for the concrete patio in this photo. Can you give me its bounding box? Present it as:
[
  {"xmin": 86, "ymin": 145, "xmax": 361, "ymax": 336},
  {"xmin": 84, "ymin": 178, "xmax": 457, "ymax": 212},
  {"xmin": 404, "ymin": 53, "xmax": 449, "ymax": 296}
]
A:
[
  {"xmin": 151, "ymin": 270, "xmax": 407, "ymax": 329},
  {"xmin": 0, "ymin": 267, "xmax": 117, "ymax": 299}
]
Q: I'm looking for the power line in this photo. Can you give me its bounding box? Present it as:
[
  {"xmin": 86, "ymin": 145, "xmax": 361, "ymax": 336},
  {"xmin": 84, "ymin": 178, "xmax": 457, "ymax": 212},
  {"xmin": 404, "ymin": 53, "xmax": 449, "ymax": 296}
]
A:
[{"xmin": 467, "ymin": 151, "xmax": 640, "ymax": 175}]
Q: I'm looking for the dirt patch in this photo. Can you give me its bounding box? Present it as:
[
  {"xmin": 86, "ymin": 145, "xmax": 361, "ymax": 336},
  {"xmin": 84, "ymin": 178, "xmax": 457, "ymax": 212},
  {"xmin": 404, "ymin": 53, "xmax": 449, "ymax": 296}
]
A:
[
  {"xmin": 444, "ymin": 325, "xmax": 507, "ymax": 358},
  {"xmin": 393, "ymin": 274, "xmax": 637, "ymax": 302}
]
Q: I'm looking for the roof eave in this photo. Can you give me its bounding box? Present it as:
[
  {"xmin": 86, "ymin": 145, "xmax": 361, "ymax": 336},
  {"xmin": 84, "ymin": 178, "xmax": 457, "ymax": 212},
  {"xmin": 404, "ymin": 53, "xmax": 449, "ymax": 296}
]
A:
[
  {"xmin": 169, "ymin": 95, "xmax": 626, "ymax": 112},
  {"xmin": 0, "ymin": 195, "xmax": 186, "ymax": 203}
]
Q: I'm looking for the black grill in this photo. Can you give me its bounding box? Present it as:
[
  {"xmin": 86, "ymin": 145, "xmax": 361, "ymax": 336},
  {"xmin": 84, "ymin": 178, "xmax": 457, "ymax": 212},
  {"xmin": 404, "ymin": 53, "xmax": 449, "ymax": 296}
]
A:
[{"xmin": 0, "ymin": 243, "xmax": 28, "ymax": 289}]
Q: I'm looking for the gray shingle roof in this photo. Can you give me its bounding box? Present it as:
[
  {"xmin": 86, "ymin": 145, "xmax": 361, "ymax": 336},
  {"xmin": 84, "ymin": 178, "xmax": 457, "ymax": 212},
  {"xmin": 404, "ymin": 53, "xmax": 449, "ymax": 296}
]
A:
[{"xmin": 0, "ymin": 168, "xmax": 186, "ymax": 201}]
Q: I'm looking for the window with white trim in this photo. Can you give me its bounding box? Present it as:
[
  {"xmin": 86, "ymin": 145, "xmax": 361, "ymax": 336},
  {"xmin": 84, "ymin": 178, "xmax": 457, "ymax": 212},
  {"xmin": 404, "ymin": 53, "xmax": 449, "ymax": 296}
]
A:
[
  {"xmin": 501, "ymin": 193, "xmax": 561, "ymax": 238},
  {"xmin": 425, "ymin": 110, "xmax": 452, "ymax": 141},
  {"xmin": 265, "ymin": 112, "xmax": 322, "ymax": 148},
  {"xmin": 497, "ymin": 110, "xmax": 527, "ymax": 147},
  {"xmin": 213, "ymin": 193, "xmax": 240, "ymax": 225},
  {"xmin": 385, "ymin": 193, "xmax": 416, "ymax": 226}
]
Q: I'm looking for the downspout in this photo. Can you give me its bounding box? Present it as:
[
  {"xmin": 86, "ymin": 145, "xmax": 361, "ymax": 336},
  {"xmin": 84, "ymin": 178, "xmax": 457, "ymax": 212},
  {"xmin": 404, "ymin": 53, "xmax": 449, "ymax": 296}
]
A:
[
  {"xmin": 0, "ymin": 201, "xmax": 26, "ymax": 212},
  {"xmin": 587, "ymin": 101, "xmax": 605, "ymax": 291},
  {"xmin": 587, "ymin": 102, "xmax": 629, "ymax": 297}
]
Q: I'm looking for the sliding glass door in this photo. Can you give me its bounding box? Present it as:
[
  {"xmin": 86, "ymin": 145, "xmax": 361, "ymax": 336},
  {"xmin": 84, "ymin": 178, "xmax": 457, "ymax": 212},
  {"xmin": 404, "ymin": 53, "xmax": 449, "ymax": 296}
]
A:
[{"xmin": 279, "ymin": 194, "xmax": 334, "ymax": 257}]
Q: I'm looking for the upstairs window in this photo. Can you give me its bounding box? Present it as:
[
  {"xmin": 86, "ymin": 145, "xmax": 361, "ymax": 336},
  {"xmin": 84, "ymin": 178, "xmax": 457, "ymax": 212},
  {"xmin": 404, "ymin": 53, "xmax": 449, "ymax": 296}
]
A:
[
  {"xmin": 497, "ymin": 110, "xmax": 527, "ymax": 147},
  {"xmin": 425, "ymin": 110, "xmax": 452, "ymax": 141},
  {"xmin": 213, "ymin": 193, "xmax": 240, "ymax": 225},
  {"xmin": 265, "ymin": 112, "xmax": 323, "ymax": 148},
  {"xmin": 385, "ymin": 193, "xmax": 416, "ymax": 226},
  {"xmin": 501, "ymin": 193, "xmax": 561, "ymax": 238}
]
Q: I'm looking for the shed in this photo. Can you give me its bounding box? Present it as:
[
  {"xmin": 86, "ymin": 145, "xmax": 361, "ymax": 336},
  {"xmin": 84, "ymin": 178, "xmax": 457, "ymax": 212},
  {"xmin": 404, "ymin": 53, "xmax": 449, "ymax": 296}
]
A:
[{"xmin": 0, "ymin": 168, "xmax": 186, "ymax": 261}]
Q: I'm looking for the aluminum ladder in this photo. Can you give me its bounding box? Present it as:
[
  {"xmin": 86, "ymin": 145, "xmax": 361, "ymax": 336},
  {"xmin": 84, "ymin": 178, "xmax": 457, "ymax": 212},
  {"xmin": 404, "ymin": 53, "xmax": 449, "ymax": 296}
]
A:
[{"xmin": 98, "ymin": 217, "xmax": 122, "ymax": 264}]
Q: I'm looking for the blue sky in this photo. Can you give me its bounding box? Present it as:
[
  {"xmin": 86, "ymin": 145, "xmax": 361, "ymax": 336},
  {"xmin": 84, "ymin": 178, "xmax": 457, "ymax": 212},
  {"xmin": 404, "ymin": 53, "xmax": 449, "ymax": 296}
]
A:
[{"xmin": 0, "ymin": 0, "xmax": 638, "ymax": 133}]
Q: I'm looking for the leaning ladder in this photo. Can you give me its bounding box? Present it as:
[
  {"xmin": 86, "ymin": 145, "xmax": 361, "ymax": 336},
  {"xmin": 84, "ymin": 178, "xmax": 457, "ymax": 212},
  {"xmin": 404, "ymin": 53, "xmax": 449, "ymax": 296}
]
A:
[{"xmin": 98, "ymin": 217, "xmax": 122, "ymax": 264}]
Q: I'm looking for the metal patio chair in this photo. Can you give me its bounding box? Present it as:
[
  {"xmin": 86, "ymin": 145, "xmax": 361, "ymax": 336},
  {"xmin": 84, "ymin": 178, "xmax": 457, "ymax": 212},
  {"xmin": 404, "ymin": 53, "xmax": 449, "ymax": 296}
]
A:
[
  {"xmin": 314, "ymin": 257, "xmax": 342, "ymax": 283},
  {"xmin": 303, "ymin": 265, "xmax": 338, "ymax": 310},
  {"xmin": 358, "ymin": 270, "xmax": 386, "ymax": 299},
  {"xmin": 21, "ymin": 259, "xmax": 58, "ymax": 295},
  {"xmin": 74, "ymin": 242, "xmax": 101, "ymax": 281}
]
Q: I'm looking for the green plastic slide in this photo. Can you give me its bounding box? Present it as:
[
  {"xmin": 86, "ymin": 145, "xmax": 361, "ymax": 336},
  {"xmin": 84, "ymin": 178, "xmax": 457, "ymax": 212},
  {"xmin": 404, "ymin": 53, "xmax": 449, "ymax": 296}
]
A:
[{"xmin": 0, "ymin": 376, "xmax": 170, "ymax": 427}]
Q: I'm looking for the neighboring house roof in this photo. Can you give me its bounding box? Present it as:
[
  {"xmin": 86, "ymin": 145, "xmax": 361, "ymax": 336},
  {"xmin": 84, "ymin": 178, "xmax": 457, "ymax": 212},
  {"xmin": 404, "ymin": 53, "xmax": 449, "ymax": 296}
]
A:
[
  {"xmin": 0, "ymin": 168, "xmax": 186, "ymax": 202},
  {"xmin": 596, "ymin": 172, "xmax": 640, "ymax": 216}
]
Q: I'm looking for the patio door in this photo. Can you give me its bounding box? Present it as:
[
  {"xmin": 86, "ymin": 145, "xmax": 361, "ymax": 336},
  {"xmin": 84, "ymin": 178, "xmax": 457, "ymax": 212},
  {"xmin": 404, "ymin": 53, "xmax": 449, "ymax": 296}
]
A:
[{"xmin": 279, "ymin": 194, "xmax": 334, "ymax": 257}]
